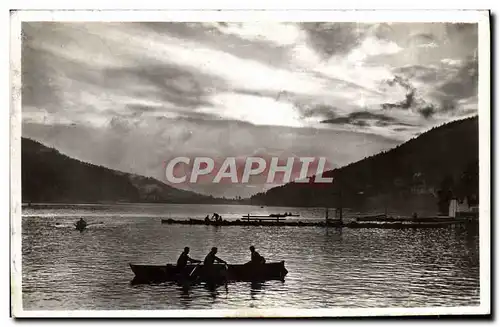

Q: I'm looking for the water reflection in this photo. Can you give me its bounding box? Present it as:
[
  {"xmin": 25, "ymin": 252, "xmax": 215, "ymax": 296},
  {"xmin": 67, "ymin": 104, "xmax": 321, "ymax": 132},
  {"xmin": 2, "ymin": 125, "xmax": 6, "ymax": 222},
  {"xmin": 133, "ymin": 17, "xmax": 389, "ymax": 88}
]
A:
[
  {"xmin": 22, "ymin": 205, "xmax": 480, "ymax": 310},
  {"xmin": 324, "ymin": 226, "xmax": 343, "ymax": 240},
  {"xmin": 250, "ymin": 281, "xmax": 265, "ymax": 300},
  {"xmin": 178, "ymin": 284, "xmax": 193, "ymax": 308},
  {"xmin": 205, "ymin": 284, "xmax": 220, "ymax": 303},
  {"xmin": 178, "ymin": 281, "xmax": 230, "ymax": 308}
]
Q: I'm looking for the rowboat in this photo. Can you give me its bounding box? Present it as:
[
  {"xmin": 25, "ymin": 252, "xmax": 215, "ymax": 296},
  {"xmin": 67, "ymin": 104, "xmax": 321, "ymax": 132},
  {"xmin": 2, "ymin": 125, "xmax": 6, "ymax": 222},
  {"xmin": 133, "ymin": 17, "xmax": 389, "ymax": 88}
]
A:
[
  {"xmin": 75, "ymin": 221, "xmax": 87, "ymax": 232},
  {"xmin": 129, "ymin": 261, "xmax": 288, "ymax": 284},
  {"xmin": 241, "ymin": 213, "xmax": 299, "ymax": 219}
]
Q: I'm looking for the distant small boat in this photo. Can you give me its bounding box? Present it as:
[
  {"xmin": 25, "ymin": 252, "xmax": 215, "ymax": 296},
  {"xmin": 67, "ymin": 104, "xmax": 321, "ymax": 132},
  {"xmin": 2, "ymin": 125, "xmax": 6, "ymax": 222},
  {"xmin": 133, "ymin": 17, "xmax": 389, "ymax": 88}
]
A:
[
  {"xmin": 272, "ymin": 213, "xmax": 300, "ymax": 217},
  {"xmin": 75, "ymin": 219, "xmax": 87, "ymax": 232},
  {"xmin": 251, "ymin": 213, "xmax": 300, "ymax": 218}
]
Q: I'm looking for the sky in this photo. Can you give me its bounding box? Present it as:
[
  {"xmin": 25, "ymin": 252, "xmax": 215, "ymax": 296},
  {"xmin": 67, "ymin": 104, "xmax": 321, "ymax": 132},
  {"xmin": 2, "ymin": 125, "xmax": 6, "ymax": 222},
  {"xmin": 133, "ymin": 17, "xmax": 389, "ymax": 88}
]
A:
[{"xmin": 21, "ymin": 22, "xmax": 478, "ymax": 197}]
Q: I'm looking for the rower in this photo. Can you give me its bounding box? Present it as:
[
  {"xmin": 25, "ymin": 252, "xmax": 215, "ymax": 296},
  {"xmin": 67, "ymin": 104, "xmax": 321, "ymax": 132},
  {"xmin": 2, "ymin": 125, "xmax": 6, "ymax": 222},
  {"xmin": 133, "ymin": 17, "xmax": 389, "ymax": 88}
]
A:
[
  {"xmin": 76, "ymin": 218, "xmax": 87, "ymax": 228},
  {"xmin": 177, "ymin": 247, "xmax": 201, "ymax": 270},
  {"xmin": 249, "ymin": 246, "xmax": 266, "ymax": 264},
  {"xmin": 204, "ymin": 247, "xmax": 227, "ymax": 266}
]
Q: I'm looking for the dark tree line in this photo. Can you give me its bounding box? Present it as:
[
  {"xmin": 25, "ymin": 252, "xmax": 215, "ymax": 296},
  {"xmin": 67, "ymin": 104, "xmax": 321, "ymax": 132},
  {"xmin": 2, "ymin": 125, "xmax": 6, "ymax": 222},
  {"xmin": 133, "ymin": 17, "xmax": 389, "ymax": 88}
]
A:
[{"xmin": 436, "ymin": 160, "xmax": 479, "ymax": 215}]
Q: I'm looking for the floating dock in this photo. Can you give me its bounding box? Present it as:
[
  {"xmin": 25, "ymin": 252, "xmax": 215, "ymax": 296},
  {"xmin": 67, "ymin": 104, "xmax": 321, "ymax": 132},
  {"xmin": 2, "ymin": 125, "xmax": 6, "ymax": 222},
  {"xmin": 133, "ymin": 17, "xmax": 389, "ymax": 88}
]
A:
[{"xmin": 160, "ymin": 217, "xmax": 477, "ymax": 229}]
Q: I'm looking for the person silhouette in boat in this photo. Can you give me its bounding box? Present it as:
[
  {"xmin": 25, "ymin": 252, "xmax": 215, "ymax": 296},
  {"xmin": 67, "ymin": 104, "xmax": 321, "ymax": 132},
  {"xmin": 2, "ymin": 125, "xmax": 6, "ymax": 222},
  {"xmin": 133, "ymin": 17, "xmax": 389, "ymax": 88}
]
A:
[
  {"xmin": 76, "ymin": 218, "xmax": 87, "ymax": 230},
  {"xmin": 204, "ymin": 247, "xmax": 227, "ymax": 266},
  {"xmin": 210, "ymin": 213, "xmax": 224, "ymax": 223},
  {"xmin": 249, "ymin": 246, "xmax": 266, "ymax": 264},
  {"xmin": 177, "ymin": 247, "xmax": 201, "ymax": 271},
  {"xmin": 203, "ymin": 247, "xmax": 227, "ymax": 284}
]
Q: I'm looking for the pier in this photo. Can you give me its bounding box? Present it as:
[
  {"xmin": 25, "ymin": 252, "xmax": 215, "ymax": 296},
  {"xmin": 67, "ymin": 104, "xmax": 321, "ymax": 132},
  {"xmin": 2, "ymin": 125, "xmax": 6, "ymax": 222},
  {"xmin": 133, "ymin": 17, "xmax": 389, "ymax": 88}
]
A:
[
  {"xmin": 160, "ymin": 217, "xmax": 477, "ymax": 229},
  {"xmin": 162, "ymin": 218, "xmax": 342, "ymax": 227}
]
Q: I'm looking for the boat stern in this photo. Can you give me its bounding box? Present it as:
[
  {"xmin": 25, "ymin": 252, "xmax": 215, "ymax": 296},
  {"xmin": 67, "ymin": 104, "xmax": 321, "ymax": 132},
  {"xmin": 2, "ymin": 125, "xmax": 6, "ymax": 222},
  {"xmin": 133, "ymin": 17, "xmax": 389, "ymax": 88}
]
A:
[{"xmin": 280, "ymin": 260, "xmax": 288, "ymax": 280}]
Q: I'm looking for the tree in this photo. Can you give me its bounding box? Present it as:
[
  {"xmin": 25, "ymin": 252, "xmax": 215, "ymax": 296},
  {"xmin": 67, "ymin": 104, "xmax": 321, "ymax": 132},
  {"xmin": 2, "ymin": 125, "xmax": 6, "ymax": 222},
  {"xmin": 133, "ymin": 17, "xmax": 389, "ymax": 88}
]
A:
[
  {"xmin": 437, "ymin": 175, "xmax": 455, "ymax": 215},
  {"xmin": 457, "ymin": 160, "xmax": 479, "ymax": 206}
]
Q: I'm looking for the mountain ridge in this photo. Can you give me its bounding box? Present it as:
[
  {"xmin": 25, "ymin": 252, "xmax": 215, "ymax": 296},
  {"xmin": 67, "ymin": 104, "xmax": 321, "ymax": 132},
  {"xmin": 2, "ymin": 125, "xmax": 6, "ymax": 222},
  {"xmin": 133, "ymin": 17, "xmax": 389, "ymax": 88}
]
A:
[
  {"xmin": 21, "ymin": 137, "xmax": 234, "ymax": 204},
  {"xmin": 249, "ymin": 116, "xmax": 479, "ymax": 215}
]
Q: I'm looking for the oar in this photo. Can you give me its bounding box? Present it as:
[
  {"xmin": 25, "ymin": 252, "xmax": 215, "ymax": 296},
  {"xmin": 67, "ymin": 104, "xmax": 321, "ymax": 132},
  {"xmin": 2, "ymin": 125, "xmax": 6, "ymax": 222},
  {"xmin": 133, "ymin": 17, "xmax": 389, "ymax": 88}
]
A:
[
  {"xmin": 189, "ymin": 262, "xmax": 202, "ymax": 277},
  {"xmin": 86, "ymin": 222, "xmax": 103, "ymax": 227},
  {"xmin": 74, "ymin": 222, "xmax": 102, "ymax": 230},
  {"xmin": 223, "ymin": 263, "xmax": 229, "ymax": 292},
  {"xmin": 186, "ymin": 262, "xmax": 204, "ymax": 286}
]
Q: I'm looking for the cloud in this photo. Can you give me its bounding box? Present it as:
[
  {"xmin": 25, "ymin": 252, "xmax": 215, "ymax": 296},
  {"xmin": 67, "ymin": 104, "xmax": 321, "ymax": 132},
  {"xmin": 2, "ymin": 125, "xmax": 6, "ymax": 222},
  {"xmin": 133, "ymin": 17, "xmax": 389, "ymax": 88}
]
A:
[
  {"xmin": 346, "ymin": 36, "xmax": 402, "ymax": 62},
  {"xmin": 321, "ymin": 111, "xmax": 411, "ymax": 128},
  {"xmin": 381, "ymin": 75, "xmax": 416, "ymax": 110},
  {"xmin": 441, "ymin": 58, "xmax": 463, "ymax": 67},
  {"xmin": 393, "ymin": 64, "xmax": 455, "ymax": 83},
  {"xmin": 380, "ymin": 53, "xmax": 477, "ymax": 119},
  {"xmin": 22, "ymin": 41, "xmax": 62, "ymax": 109},
  {"xmin": 299, "ymin": 104, "xmax": 339, "ymax": 120},
  {"xmin": 23, "ymin": 21, "xmax": 477, "ymax": 130},
  {"xmin": 21, "ymin": 21, "xmax": 479, "ymax": 196},
  {"xmin": 209, "ymin": 22, "xmax": 303, "ymax": 46},
  {"xmin": 101, "ymin": 64, "xmax": 225, "ymax": 110},
  {"xmin": 196, "ymin": 92, "xmax": 304, "ymax": 127},
  {"xmin": 418, "ymin": 105, "xmax": 436, "ymax": 119},
  {"xmin": 301, "ymin": 23, "xmax": 368, "ymax": 59},
  {"xmin": 409, "ymin": 33, "xmax": 439, "ymax": 48},
  {"xmin": 438, "ymin": 56, "xmax": 478, "ymax": 101}
]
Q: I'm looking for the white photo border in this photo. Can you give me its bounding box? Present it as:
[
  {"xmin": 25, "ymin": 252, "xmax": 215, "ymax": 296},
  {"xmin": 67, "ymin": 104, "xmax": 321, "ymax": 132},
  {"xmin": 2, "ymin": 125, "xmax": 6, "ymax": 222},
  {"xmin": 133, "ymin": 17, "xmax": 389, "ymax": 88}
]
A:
[{"xmin": 9, "ymin": 9, "xmax": 491, "ymax": 318}]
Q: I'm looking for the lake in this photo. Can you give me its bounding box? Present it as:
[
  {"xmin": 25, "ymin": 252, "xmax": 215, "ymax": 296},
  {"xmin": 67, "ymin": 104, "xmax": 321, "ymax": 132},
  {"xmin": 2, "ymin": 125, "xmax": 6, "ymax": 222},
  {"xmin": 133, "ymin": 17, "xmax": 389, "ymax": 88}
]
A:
[{"xmin": 21, "ymin": 203, "xmax": 480, "ymax": 310}]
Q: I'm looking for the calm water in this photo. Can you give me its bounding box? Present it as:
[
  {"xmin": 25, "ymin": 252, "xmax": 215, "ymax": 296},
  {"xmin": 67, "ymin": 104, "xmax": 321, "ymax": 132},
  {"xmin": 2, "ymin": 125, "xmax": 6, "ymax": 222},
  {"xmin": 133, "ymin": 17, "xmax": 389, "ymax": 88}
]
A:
[{"xmin": 22, "ymin": 204, "xmax": 480, "ymax": 310}]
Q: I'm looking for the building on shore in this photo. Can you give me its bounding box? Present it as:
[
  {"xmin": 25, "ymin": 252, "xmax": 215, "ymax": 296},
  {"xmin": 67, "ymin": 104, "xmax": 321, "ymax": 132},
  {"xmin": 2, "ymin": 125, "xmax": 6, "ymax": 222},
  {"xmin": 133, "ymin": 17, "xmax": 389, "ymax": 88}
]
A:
[{"xmin": 448, "ymin": 197, "xmax": 479, "ymax": 218}]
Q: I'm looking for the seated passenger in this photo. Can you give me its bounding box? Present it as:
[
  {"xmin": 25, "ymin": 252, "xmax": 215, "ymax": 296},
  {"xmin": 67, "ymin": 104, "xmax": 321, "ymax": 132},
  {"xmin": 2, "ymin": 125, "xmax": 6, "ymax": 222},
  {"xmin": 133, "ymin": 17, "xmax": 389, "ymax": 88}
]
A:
[{"xmin": 248, "ymin": 245, "xmax": 266, "ymax": 264}]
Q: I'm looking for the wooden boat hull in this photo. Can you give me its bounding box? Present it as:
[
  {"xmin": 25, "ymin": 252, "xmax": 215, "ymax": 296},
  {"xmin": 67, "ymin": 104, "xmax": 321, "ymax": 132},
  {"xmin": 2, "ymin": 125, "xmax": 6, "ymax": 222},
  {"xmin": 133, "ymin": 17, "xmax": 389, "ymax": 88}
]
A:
[
  {"xmin": 129, "ymin": 261, "xmax": 288, "ymax": 284},
  {"xmin": 75, "ymin": 224, "xmax": 87, "ymax": 231}
]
